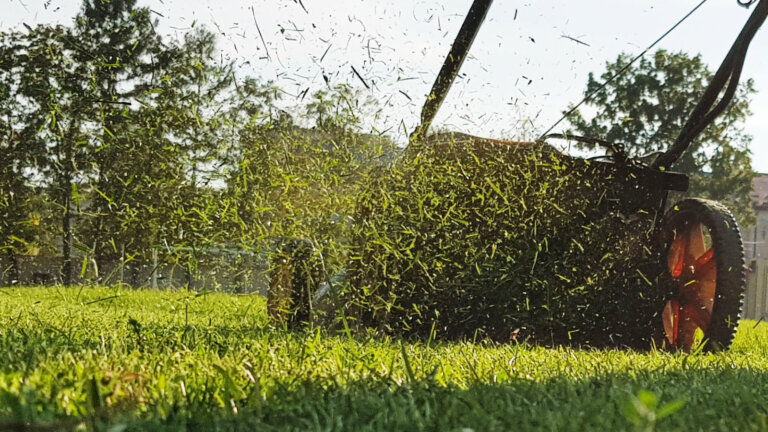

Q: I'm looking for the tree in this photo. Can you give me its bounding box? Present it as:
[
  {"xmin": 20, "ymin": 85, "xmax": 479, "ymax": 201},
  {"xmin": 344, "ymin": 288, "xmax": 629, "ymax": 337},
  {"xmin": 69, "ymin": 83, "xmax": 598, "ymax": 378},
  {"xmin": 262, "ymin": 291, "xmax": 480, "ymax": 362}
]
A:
[
  {"xmin": 222, "ymin": 84, "xmax": 398, "ymax": 257},
  {"xmin": 72, "ymin": 0, "xmax": 179, "ymax": 277},
  {"xmin": 566, "ymin": 49, "xmax": 756, "ymax": 225},
  {"xmin": 0, "ymin": 24, "xmax": 97, "ymax": 285},
  {"xmin": 0, "ymin": 1, "xmax": 242, "ymax": 285},
  {"xmin": 0, "ymin": 52, "xmax": 38, "ymax": 282},
  {"xmin": 77, "ymin": 21, "xmax": 236, "ymax": 275}
]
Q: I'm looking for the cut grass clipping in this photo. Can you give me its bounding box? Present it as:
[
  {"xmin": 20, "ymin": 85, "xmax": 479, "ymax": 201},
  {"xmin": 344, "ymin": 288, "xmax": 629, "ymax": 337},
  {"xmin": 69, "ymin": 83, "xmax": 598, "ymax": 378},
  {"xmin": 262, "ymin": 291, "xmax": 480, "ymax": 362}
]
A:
[
  {"xmin": 338, "ymin": 133, "xmax": 665, "ymax": 347},
  {"xmin": 1, "ymin": 287, "xmax": 767, "ymax": 431}
]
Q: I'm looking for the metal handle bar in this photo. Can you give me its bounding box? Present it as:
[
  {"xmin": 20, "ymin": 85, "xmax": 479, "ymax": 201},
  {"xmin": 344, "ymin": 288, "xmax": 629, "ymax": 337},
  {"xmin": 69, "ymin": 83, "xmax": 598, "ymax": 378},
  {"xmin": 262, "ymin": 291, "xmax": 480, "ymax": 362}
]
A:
[
  {"xmin": 653, "ymin": 0, "xmax": 768, "ymax": 170},
  {"xmin": 540, "ymin": 133, "xmax": 629, "ymax": 163},
  {"xmin": 410, "ymin": 0, "xmax": 494, "ymax": 142}
]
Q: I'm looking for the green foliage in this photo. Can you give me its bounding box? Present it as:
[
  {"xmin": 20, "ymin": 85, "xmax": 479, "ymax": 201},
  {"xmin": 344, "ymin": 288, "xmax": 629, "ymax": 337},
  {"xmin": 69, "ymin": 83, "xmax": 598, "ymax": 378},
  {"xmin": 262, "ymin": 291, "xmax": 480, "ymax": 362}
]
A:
[
  {"xmin": 225, "ymin": 84, "xmax": 398, "ymax": 263},
  {"xmin": 0, "ymin": 0, "xmax": 186, "ymax": 283},
  {"xmin": 567, "ymin": 49, "xmax": 757, "ymax": 226},
  {"xmin": 620, "ymin": 390, "xmax": 686, "ymax": 432},
  {"xmin": 1, "ymin": 287, "xmax": 767, "ymax": 431},
  {"xmin": 341, "ymin": 134, "xmax": 664, "ymax": 346},
  {"xmin": 0, "ymin": 1, "xmax": 397, "ymax": 288}
]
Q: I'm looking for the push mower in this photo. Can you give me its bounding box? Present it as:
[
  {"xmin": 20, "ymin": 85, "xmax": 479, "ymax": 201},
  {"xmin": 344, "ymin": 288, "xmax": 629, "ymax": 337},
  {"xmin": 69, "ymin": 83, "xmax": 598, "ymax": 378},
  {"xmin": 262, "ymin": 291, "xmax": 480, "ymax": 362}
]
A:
[{"xmin": 268, "ymin": 0, "xmax": 768, "ymax": 352}]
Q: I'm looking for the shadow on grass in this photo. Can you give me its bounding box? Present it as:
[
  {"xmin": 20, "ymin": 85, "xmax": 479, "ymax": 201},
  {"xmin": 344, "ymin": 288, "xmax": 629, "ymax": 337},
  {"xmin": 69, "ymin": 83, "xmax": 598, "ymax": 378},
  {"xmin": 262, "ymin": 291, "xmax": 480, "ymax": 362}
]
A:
[
  {"xmin": 2, "ymin": 312, "xmax": 767, "ymax": 431},
  {"xmin": 3, "ymin": 366, "xmax": 764, "ymax": 432}
]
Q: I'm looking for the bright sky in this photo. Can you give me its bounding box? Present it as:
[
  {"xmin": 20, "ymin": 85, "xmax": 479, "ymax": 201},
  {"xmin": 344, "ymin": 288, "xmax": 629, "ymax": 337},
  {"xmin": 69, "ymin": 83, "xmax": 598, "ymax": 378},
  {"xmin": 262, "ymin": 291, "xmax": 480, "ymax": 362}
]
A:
[{"xmin": 7, "ymin": 0, "xmax": 768, "ymax": 171}]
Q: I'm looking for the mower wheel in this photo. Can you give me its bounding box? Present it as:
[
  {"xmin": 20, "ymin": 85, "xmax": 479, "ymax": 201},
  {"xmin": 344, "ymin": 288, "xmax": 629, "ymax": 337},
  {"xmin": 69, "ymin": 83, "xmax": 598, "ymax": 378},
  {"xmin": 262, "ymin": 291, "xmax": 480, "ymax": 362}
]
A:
[
  {"xmin": 267, "ymin": 239, "xmax": 322, "ymax": 329},
  {"xmin": 655, "ymin": 198, "xmax": 745, "ymax": 352}
]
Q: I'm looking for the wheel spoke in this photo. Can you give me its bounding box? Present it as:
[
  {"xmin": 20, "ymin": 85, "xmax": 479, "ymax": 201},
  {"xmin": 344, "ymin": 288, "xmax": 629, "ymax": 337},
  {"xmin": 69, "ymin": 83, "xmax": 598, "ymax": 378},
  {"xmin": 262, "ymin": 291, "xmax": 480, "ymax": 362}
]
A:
[
  {"xmin": 662, "ymin": 299, "xmax": 680, "ymax": 346},
  {"xmin": 697, "ymin": 265, "xmax": 717, "ymax": 311},
  {"xmin": 678, "ymin": 239, "xmax": 717, "ymax": 324},
  {"xmin": 682, "ymin": 302, "xmax": 712, "ymax": 331},
  {"xmin": 686, "ymin": 222, "xmax": 708, "ymax": 267},
  {"xmin": 694, "ymin": 247, "xmax": 714, "ymax": 268},
  {"xmin": 677, "ymin": 302, "xmax": 712, "ymax": 351},
  {"xmin": 676, "ymin": 307, "xmax": 698, "ymax": 351},
  {"xmin": 664, "ymin": 221, "xmax": 718, "ymax": 350},
  {"xmin": 668, "ymin": 232, "xmax": 686, "ymax": 278},
  {"xmin": 681, "ymin": 263, "xmax": 717, "ymax": 317}
]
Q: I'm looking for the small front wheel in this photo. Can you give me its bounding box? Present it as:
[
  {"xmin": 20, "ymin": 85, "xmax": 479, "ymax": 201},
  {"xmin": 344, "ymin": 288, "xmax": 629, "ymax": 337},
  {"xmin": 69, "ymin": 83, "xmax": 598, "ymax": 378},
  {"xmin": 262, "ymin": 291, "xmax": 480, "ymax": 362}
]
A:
[{"xmin": 655, "ymin": 198, "xmax": 745, "ymax": 352}]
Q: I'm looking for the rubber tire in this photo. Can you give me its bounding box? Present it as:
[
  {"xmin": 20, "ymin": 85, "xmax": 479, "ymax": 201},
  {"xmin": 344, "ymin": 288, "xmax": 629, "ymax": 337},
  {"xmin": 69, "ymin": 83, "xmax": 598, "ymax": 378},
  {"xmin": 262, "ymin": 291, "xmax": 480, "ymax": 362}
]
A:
[
  {"xmin": 656, "ymin": 198, "xmax": 745, "ymax": 351},
  {"xmin": 267, "ymin": 239, "xmax": 321, "ymax": 329}
]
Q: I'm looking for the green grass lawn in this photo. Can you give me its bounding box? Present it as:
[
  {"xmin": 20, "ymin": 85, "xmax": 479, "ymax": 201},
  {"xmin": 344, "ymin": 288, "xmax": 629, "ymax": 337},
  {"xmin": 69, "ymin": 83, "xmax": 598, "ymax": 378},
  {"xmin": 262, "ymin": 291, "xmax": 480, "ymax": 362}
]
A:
[{"xmin": 1, "ymin": 287, "xmax": 767, "ymax": 431}]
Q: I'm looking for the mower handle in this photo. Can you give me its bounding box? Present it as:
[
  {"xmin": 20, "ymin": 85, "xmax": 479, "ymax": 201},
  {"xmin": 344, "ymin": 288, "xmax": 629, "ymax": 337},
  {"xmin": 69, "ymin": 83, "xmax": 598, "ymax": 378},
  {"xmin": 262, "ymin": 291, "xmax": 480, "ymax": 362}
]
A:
[
  {"xmin": 410, "ymin": 0, "xmax": 494, "ymax": 143},
  {"xmin": 653, "ymin": 0, "xmax": 768, "ymax": 170}
]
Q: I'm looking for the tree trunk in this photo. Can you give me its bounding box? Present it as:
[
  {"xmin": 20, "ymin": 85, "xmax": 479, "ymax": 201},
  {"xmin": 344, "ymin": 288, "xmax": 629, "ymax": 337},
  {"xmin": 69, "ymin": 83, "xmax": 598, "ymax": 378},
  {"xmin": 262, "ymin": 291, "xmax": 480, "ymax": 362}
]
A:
[{"xmin": 61, "ymin": 135, "xmax": 74, "ymax": 287}]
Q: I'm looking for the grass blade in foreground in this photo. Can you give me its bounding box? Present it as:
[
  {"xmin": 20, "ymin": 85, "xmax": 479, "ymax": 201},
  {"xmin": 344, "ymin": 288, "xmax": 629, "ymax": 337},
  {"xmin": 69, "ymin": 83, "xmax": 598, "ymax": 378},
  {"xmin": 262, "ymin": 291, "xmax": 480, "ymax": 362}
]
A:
[{"xmin": 0, "ymin": 287, "xmax": 767, "ymax": 431}]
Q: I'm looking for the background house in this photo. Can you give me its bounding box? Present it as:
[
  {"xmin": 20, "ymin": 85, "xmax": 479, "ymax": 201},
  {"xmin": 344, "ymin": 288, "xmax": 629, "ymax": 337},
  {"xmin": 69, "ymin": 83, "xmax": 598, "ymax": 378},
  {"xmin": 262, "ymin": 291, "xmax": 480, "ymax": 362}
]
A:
[{"xmin": 744, "ymin": 175, "xmax": 768, "ymax": 320}]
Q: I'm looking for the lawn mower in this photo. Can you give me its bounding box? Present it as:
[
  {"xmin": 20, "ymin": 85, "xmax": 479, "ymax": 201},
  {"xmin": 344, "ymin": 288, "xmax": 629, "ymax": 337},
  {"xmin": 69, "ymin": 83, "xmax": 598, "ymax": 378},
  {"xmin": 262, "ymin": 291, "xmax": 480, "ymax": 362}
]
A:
[{"xmin": 268, "ymin": 0, "xmax": 768, "ymax": 352}]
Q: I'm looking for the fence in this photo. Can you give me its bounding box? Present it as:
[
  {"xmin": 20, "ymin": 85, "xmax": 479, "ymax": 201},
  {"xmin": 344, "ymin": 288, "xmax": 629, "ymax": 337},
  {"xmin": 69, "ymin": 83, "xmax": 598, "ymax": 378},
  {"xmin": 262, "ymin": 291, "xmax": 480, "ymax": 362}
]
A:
[
  {"xmin": 8, "ymin": 253, "xmax": 766, "ymax": 318},
  {"xmin": 0, "ymin": 248, "xmax": 270, "ymax": 294},
  {"xmin": 745, "ymin": 258, "xmax": 768, "ymax": 321}
]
